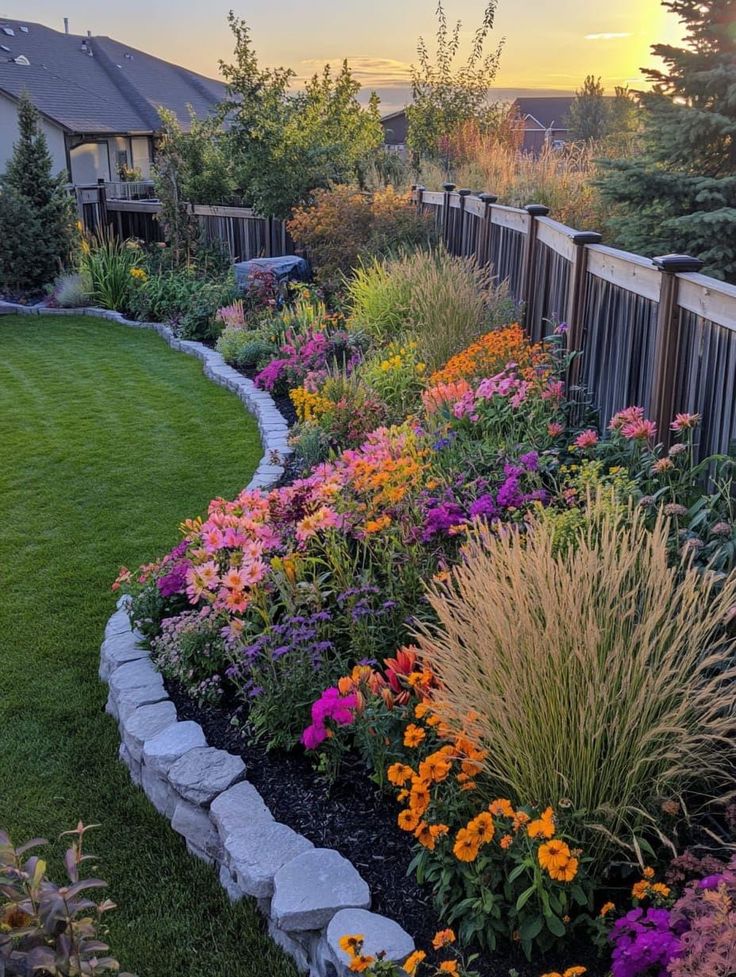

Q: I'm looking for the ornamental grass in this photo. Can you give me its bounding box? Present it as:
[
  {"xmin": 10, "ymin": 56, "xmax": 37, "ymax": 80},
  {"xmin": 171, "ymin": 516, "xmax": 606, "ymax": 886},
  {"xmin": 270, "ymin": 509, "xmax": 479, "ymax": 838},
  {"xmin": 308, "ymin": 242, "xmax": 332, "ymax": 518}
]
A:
[{"xmin": 415, "ymin": 498, "xmax": 736, "ymax": 866}]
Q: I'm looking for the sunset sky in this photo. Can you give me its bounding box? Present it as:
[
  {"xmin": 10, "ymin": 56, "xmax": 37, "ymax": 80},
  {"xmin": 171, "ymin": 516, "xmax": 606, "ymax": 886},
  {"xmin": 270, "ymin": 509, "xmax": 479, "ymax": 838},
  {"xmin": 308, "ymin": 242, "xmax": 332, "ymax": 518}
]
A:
[{"xmin": 11, "ymin": 1, "xmax": 683, "ymax": 112}]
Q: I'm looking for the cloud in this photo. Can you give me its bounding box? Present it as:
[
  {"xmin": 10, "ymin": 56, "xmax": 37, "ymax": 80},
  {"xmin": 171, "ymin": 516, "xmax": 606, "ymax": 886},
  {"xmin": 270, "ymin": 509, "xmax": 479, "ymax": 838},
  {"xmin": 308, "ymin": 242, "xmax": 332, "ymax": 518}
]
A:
[
  {"xmin": 297, "ymin": 56, "xmax": 412, "ymax": 87},
  {"xmin": 584, "ymin": 32, "xmax": 632, "ymax": 41}
]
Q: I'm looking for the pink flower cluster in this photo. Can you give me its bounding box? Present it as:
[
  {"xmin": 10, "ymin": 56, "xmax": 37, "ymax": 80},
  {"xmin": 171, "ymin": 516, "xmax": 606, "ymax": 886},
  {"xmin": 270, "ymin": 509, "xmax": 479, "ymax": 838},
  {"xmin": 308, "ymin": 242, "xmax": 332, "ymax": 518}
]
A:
[
  {"xmin": 609, "ymin": 406, "xmax": 657, "ymax": 443},
  {"xmin": 301, "ymin": 687, "xmax": 358, "ymax": 749}
]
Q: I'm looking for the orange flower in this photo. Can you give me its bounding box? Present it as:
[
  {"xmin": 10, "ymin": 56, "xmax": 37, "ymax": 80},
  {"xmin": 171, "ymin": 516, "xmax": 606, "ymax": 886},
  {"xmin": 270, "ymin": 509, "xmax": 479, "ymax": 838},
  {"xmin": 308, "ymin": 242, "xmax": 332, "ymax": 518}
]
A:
[
  {"xmin": 409, "ymin": 778, "xmax": 431, "ymax": 817},
  {"xmin": 527, "ymin": 807, "xmax": 555, "ymax": 840},
  {"xmin": 453, "ymin": 828, "xmax": 480, "ymax": 862},
  {"xmin": 338, "ymin": 935, "xmax": 364, "ymax": 956},
  {"xmin": 414, "ymin": 821, "xmax": 436, "ymax": 850},
  {"xmin": 538, "ymin": 840, "xmax": 572, "ymax": 873},
  {"xmin": 631, "ymin": 881, "xmax": 650, "ymax": 900},
  {"xmin": 387, "ymin": 763, "xmax": 414, "ymax": 787},
  {"xmin": 512, "ymin": 810, "xmax": 531, "ymax": 831},
  {"xmin": 466, "ymin": 812, "xmax": 495, "ymax": 844},
  {"xmin": 500, "ymin": 834, "xmax": 513, "ymax": 850},
  {"xmin": 397, "ymin": 789, "xmax": 409, "ymax": 803},
  {"xmin": 415, "ymin": 702, "xmax": 431, "ymax": 720},
  {"xmin": 398, "ymin": 809, "xmax": 421, "ymax": 832},
  {"xmin": 404, "ymin": 950, "xmax": 426, "ymax": 975},
  {"xmin": 489, "ymin": 798, "xmax": 515, "ymax": 818},
  {"xmin": 404, "ymin": 724, "xmax": 426, "ymax": 748},
  {"xmin": 549, "ymin": 857, "xmax": 579, "ymax": 883},
  {"xmin": 651, "ymin": 883, "xmax": 671, "ymax": 898},
  {"xmin": 599, "ymin": 902, "xmax": 615, "ymax": 917},
  {"xmin": 432, "ymin": 929, "xmax": 456, "ymax": 949},
  {"xmin": 439, "ymin": 962, "xmax": 458, "ymax": 974},
  {"xmin": 419, "ymin": 753, "xmax": 452, "ymax": 784},
  {"xmin": 349, "ymin": 955, "xmax": 375, "ymax": 972},
  {"xmin": 430, "ymin": 824, "xmax": 449, "ymax": 840},
  {"xmin": 642, "ymin": 866, "xmax": 655, "ymax": 880}
]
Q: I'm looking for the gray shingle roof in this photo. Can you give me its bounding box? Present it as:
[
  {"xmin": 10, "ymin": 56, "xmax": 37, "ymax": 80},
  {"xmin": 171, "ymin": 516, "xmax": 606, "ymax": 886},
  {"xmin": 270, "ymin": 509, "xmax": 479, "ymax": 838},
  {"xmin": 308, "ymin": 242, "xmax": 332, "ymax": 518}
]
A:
[{"xmin": 0, "ymin": 19, "xmax": 225, "ymax": 133}]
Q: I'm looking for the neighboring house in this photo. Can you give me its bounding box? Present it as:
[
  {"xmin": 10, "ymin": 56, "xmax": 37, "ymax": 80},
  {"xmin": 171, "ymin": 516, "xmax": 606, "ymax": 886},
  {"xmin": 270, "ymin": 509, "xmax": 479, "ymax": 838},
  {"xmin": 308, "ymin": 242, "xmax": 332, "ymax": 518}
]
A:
[
  {"xmin": 511, "ymin": 97, "xmax": 575, "ymax": 153},
  {"xmin": 0, "ymin": 19, "xmax": 226, "ymax": 185},
  {"xmin": 380, "ymin": 109, "xmax": 409, "ymax": 154}
]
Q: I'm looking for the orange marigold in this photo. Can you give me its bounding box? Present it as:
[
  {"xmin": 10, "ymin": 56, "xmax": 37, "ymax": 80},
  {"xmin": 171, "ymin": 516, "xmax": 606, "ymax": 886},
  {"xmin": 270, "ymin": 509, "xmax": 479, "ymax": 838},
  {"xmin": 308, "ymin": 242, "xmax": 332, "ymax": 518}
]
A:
[
  {"xmin": 398, "ymin": 809, "xmax": 421, "ymax": 832},
  {"xmin": 418, "ymin": 753, "xmax": 452, "ymax": 784},
  {"xmin": 549, "ymin": 857, "xmax": 579, "ymax": 883},
  {"xmin": 489, "ymin": 798, "xmax": 515, "ymax": 818},
  {"xmin": 404, "ymin": 724, "xmax": 426, "ymax": 748},
  {"xmin": 500, "ymin": 834, "xmax": 513, "ymax": 850},
  {"xmin": 453, "ymin": 828, "xmax": 481, "ymax": 862},
  {"xmin": 538, "ymin": 840, "xmax": 572, "ymax": 873},
  {"xmin": 651, "ymin": 882, "xmax": 671, "ymax": 899},
  {"xmin": 632, "ymin": 881, "xmax": 650, "ymax": 900},
  {"xmin": 387, "ymin": 762, "xmax": 414, "ymax": 787},
  {"xmin": 338, "ymin": 935, "xmax": 364, "ymax": 956},
  {"xmin": 430, "ymin": 324, "xmax": 542, "ymax": 385},
  {"xmin": 527, "ymin": 806, "xmax": 555, "ymax": 839},
  {"xmin": 599, "ymin": 902, "xmax": 615, "ymax": 917},
  {"xmin": 404, "ymin": 950, "xmax": 426, "ymax": 975},
  {"xmin": 409, "ymin": 778, "xmax": 431, "ymax": 817},
  {"xmin": 432, "ymin": 929, "xmax": 456, "ymax": 949}
]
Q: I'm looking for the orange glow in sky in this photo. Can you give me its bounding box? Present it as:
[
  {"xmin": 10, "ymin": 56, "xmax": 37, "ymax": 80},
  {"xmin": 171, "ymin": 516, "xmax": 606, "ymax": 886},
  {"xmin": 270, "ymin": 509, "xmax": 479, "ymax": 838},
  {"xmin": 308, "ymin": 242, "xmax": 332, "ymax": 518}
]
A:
[{"xmin": 10, "ymin": 0, "xmax": 685, "ymax": 110}]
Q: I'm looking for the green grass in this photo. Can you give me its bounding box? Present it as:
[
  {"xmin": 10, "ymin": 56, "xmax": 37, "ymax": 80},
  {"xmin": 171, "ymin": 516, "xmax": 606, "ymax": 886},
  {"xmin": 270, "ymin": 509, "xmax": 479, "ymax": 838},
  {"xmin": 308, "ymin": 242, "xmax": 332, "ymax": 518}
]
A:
[{"xmin": 0, "ymin": 316, "xmax": 297, "ymax": 977}]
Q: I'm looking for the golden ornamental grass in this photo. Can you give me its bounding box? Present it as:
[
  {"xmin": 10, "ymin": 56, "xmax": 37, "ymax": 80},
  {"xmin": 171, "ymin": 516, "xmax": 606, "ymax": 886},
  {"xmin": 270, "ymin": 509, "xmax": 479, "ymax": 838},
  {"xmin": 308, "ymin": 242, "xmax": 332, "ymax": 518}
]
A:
[{"xmin": 415, "ymin": 503, "xmax": 736, "ymax": 864}]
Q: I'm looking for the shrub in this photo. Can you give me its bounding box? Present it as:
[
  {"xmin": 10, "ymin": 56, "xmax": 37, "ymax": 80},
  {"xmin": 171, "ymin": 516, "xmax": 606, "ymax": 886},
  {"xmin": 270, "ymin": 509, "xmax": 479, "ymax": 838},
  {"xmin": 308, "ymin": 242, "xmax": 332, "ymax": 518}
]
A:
[
  {"xmin": 80, "ymin": 234, "xmax": 142, "ymax": 313},
  {"xmin": 0, "ymin": 92, "xmax": 77, "ymax": 294},
  {"xmin": 216, "ymin": 326, "xmax": 276, "ymax": 368},
  {"xmin": 53, "ymin": 271, "xmax": 92, "ymax": 308},
  {"xmin": 175, "ymin": 276, "xmax": 239, "ymax": 341},
  {"xmin": 0, "ymin": 823, "xmax": 133, "ymax": 977},
  {"xmin": 415, "ymin": 500, "xmax": 736, "ymax": 867},
  {"xmin": 347, "ymin": 251, "xmax": 516, "ymax": 372},
  {"xmin": 288, "ymin": 185, "xmax": 435, "ymax": 289}
]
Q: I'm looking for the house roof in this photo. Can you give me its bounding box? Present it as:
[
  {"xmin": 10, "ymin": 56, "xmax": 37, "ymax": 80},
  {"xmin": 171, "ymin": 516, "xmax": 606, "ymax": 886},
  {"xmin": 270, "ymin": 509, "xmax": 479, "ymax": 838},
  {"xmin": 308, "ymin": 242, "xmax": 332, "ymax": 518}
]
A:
[
  {"xmin": 0, "ymin": 19, "xmax": 225, "ymax": 134},
  {"xmin": 512, "ymin": 97, "xmax": 575, "ymax": 131}
]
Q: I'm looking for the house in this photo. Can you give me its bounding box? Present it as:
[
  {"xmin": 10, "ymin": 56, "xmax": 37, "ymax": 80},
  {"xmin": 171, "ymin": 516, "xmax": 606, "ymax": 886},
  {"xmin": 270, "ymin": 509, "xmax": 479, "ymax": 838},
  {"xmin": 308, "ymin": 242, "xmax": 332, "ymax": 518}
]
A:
[
  {"xmin": 0, "ymin": 19, "xmax": 226, "ymax": 185},
  {"xmin": 511, "ymin": 97, "xmax": 575, "ymax": 153},
  {"xmin": 380, "ymin": 109, "xmax": 409, "ymax": 153}
]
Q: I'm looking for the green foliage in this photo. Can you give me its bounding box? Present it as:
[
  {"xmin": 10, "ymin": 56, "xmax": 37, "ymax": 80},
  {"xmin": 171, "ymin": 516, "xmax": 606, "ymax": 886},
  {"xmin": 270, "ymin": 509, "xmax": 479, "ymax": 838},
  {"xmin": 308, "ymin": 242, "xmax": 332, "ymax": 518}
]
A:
[
  {"xmin": 220, "ymin": 14, "xmax": 384, "ymax": 219},
  {"xmin": 567, "ymin": 75, "xmax": 610, "ymax": 143},
  {"xmin": 0, "ymin": 92, "xmax": 77, "ymax": 293},
  {"xmin": 216, "ymin": 326, "xmax": 276, "ymax": 368},
  {"xmin": 80, "ymin": 235, "xmax": 141, "ymax": 313},
  {"xmin": 597, "ymin": 0, "xmax": 736, "ymax": 280},
  {"xmin": 407, "ymin": 1, "xmax": 503, "ymax": 170},
  {"xmin": 176, "ymin": 275, "xmax": 239, "ymax": 341},
  {"xmin": 0, "ymin": 823, "xmax": 134, "ymax": 977},
  {"xmin": 53, "ymin": 271, "xmax": 92, "ymax": 308}
]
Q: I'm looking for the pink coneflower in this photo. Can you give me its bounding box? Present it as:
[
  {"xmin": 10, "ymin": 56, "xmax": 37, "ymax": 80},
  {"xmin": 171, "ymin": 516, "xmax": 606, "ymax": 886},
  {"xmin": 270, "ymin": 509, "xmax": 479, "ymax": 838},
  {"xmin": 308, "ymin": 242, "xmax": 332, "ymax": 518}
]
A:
[
  {"xmin": 671, "ymin": 412, "xmax": 701, "ymax": 432},
  {"xmin": 621, "ymin": 418, "xmax": 657, "ymax": 443},
  {"xmin": 609, "ymin": 405, "xmax": 645, "ymax": 432},
  {"xmin": 547, "ymin": 421, "xmax": 565, "ymax": 437},
  {"xmin": 574, "ymin": 429, "xmax": 599, "ymax": 450},
  {"xmin": 542, "ymin": 379, "xmax": 565, "ymax": 401}
]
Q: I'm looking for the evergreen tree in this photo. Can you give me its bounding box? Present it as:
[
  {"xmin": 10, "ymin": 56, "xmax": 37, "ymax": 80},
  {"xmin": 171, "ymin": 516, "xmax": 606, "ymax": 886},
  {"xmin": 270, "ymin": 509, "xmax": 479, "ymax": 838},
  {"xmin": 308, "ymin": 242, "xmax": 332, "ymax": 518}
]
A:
[
  {"xmin": 0, "ymin": 91, "xmax": 77, "ymax": 293},
  {"xmin": 567, "ymin": 75, "xmax": 609, "ymax": 142},
  {"xmin": 597, "ymin": 0, "xmax": 736, "ymax": 281}
]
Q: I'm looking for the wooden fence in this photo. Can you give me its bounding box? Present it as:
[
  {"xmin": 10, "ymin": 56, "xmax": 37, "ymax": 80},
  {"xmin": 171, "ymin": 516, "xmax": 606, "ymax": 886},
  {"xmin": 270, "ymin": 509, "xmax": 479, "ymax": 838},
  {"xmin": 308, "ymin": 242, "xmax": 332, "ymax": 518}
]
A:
[
  {"xmin": 415, "ymin": 185, "xmax": 736, "ymax": 461},
  {"xmin": 75, "ymin": 182, "xmax": 292, "ymax": 262}
]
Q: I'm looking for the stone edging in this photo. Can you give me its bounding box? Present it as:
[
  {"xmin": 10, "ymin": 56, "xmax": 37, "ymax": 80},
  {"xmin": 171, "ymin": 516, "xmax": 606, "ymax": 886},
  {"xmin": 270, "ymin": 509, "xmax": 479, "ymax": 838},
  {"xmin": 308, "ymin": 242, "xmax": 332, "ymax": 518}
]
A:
[{"xmin": 0, "ymin": 301, "xmax": 417, "ymax": 976}]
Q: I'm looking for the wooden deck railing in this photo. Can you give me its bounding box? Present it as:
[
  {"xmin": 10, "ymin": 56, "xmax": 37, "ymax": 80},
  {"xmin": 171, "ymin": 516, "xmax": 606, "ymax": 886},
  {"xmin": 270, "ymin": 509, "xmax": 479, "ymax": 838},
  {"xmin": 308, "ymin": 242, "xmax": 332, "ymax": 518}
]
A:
[{"xmin": 414, "ymin": 185, "xmax": 736, "ymax": 460}]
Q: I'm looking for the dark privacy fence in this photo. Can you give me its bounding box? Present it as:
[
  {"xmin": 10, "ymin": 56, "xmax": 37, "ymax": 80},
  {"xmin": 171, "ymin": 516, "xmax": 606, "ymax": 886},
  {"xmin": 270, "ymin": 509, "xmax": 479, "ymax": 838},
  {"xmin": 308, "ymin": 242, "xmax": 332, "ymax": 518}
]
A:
[
  {"xmin": 415, "ymin": 185, "xmax": 736, "ymax": 460},
  {"xmin": 75, "ymin": 182, "xmax": 292, "ymax": 261}
]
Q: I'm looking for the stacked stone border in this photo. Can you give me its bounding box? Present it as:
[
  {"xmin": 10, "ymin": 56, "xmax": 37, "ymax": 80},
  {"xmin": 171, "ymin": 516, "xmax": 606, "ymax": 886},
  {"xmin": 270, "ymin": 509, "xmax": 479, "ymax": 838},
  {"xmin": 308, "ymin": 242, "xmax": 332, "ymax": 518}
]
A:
[{"xmin": 0, "ymin": 301, "xmax": 416, "ymax": 977}]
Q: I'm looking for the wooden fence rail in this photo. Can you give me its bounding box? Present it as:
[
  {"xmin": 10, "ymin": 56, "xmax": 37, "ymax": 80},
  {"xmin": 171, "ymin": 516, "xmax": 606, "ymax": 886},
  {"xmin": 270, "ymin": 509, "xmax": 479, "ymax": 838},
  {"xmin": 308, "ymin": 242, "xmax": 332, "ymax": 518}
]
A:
[
  {"xmin": 414, "ymin": 184, "xmax": 736, "ymax": 461},
  {"xmin": 74, "ymin": 182, "xmax": 292, "ymax": 262}
]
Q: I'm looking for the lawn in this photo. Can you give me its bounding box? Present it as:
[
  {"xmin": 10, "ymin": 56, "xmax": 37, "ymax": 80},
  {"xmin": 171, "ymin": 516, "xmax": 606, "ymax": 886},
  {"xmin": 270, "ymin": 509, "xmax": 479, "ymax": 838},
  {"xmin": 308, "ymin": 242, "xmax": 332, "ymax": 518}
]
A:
[{"xmin": 0, "ymin": 315, "xmax": 296, "ymax": 977}]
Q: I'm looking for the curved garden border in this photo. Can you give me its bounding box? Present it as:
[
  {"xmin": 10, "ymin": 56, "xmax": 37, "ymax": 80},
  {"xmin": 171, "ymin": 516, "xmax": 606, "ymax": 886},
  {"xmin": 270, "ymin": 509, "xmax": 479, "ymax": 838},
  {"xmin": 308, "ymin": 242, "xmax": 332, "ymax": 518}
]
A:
[{"xmin": 0, "ymin": 301, "xmax": 416, "ymax": 977}]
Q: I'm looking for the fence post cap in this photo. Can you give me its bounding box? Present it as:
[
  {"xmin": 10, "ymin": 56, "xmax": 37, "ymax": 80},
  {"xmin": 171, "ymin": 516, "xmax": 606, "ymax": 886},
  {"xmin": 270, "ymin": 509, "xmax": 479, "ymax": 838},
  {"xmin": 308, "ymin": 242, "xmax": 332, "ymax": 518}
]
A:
[
  {"xmin": 457, "ymin": 188, "xmax": 472, "ymax": 196},
  {"xmin": 525, "ymin": 203, "xmax": 550, "ymax": 217},
  {"xmin": 478, "ymin": 193, "xmax": 498, "ymax": 203},
  {"xmin": 571, "ymin": 231, "xmax": 602, "ymax": 246},
  {"xmin": 653, "ymin": 254, "xmax": 704, "ymax": 274},
  {"xmin": 414, "ymin": 184, "xmax": 426, "ymax": 192},
  {"xmin": 442, "ymin": 182, "xmax": 456, "ymax": 192}
]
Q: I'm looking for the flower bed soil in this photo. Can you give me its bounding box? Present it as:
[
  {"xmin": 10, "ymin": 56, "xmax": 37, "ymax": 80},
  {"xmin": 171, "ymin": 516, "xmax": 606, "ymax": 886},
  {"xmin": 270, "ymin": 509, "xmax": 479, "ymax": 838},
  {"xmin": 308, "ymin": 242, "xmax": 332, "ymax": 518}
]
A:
[{"xmin": 167, "ymin": 679, "xmax": 605, "ymax": 977}]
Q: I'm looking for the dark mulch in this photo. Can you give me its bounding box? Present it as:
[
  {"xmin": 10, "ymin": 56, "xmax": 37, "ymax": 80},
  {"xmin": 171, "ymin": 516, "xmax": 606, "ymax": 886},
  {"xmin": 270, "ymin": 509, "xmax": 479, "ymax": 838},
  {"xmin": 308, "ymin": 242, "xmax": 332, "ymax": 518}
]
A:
[{"xmin": 167, "ymin": 680, "xmax": 606, "ymax": 977}]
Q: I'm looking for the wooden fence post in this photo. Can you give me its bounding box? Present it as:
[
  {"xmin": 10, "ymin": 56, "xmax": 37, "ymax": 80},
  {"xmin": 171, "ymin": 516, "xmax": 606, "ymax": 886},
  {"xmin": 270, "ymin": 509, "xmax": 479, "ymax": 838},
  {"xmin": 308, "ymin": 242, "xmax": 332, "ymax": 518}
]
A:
[
  {"xmin": 457, "ymin": 188, "xmax": 471, "ymax": 255},
  {"xmin": 650, "ymin": 254, "xmax": 704, "ymax": 447},
  {"xmin": 522, "ymin": 203, "xmax": 550, "ymax": 314},
  {"xmin": 414, "ymin": 184, "xmax": 425, "ymax": 215},
  {"xmin": 566, "ymin": 231, "xmax": 602, "ymax": 390},
  {"xmin": 477, "ymin": 193, "xmax": 497, "ymax": 268},
  {"xmin": 96, "ymin": 178, "xmax": 108, "ymax": 234},
  {"xmin": 441, "ymin": 182, "xmax": 455, "ymax": 250}
]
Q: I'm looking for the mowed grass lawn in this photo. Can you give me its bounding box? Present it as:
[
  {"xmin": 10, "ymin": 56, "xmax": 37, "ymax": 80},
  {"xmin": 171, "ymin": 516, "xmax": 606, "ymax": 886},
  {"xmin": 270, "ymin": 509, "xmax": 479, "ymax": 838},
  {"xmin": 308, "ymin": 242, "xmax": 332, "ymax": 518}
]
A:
[{"xmin": 0, "ymin": 315, "xmax": 296, "ymax": 977}]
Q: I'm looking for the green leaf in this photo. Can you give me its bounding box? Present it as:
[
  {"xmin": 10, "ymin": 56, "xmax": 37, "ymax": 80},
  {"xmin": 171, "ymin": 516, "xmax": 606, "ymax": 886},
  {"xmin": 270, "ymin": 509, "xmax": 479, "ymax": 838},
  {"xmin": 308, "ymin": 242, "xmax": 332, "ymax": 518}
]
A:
[
  {"xmin": 516, "ymin": 885, "xmax": 536, "ymax": 911},
  {"xmin": 546, "ymin": 913, "xmax": 566, "ymax": 937},
  {"xmin": 507, "ymin": 862, "xmax": 528, "ymax": 884},
  {"xmin": 519, "ymin": 915, "xmax": 544, "ymax": 942}
]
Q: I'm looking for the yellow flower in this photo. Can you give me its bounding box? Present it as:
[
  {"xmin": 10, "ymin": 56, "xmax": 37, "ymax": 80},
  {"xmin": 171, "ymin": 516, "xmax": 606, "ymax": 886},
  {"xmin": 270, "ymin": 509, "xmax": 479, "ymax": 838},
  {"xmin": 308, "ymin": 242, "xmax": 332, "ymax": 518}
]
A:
[
  {"xmin": 651, "ymin": 882, "xmax": 671, "ymax": 898},
  {"xmin": 404, "ymin": 951, "xmax": 426, "ymax": 975},
  {"xmin": 432, "ymin": 929, "xmax": 456, "ymax": 949}
]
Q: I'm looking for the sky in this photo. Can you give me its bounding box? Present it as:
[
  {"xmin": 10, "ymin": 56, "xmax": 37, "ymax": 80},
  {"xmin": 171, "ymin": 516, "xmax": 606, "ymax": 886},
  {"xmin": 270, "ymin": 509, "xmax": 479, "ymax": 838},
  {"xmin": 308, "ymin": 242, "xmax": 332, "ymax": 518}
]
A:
[{"xmin": 6, "ymin": 1, "xmax": 683, "ymax": 113}]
